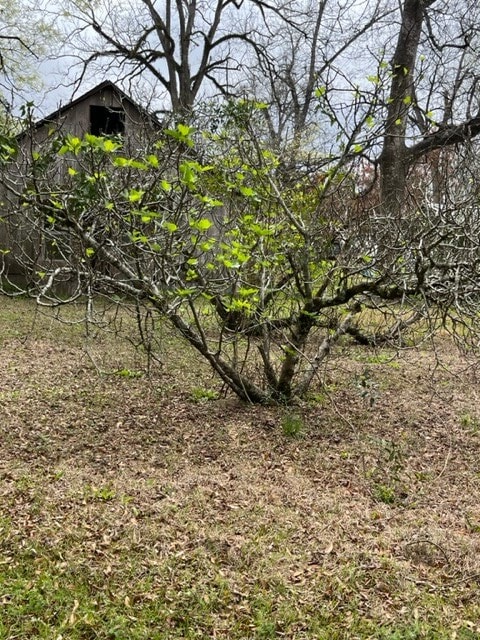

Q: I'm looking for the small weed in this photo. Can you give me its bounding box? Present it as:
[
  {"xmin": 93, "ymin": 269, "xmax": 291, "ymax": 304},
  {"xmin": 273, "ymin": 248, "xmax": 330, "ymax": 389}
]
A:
[
  {"xmin": 83, "ymin": 485, "xmax": 116, "ymax": 501},
  {"xmin": 191, "ymin": 387, "xmax": 219, "ymax": 402},
  {"xmin": 281, "ymin": 413, "xmax": 304, "ymax": 437},
  {"xmin": 368, "ymin": 353, "xmax": 390, "ymax": 364},
  {"xmin": 414, "ymin": 470, "xmax": 431, "ymax": 482},
  {"xmin": 114, "ymin": 368, "xmax": 144, "ymax": 379},
  {"xmin": 0, "ymin": 389, "xmax": 21, "ymax": 401},
  {"xmin": 14, "ymin": 474, "xmax": 36, "ymax": 493},
  {"xmin": 374, "ymin": 483, "xmax": 396, "ymax": 504},
  {"xmin": 460, "ymin": 413, "xmax": 480, "ymax": 433},
  {"xmin": 365, "ymin": 438, "xmax": 408, "ymax": 505},
  {"xmin": 375, "ymin": 623, "xmax": 425, "ymax": 639},
  {"xmin": 307, "ymin": 391, "xmax": 327, "ymax": 405},
  {"xmin": 357, "ymin": 351, "xmax": 398, "ymax": 365},
  {"xmin": 355, "ymin": 368, "xmax": 379, "ymax": 406},
  {"xmin": 387, "ymin": 360, "xmax": 401, "ymax": 369},
  {"xmin": 255, "ymin": 618, "xmax": 277, "ymax": 639}
]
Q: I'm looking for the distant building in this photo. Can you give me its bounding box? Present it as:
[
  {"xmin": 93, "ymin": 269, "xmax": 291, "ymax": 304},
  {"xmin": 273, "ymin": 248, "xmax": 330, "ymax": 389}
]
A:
[
  {"xmin": 0, "ymin": 81, "xmax": 159, "ymax": 285},
  {"xmin": 27, "ymin": 80, "xmax": 159, "ymax": 144}
]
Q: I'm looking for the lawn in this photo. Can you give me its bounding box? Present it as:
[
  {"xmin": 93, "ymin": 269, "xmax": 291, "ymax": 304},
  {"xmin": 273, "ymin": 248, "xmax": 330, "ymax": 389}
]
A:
[{"xmin": 1, "ymin": 296, "xmax": 480, "ymax": 639}]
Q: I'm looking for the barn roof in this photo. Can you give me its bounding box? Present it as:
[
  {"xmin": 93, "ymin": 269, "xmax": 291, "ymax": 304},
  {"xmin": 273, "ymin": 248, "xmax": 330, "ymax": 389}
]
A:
[{"xmin": 32, "ymin": 80, "xmax": 157, "ymax": 130}]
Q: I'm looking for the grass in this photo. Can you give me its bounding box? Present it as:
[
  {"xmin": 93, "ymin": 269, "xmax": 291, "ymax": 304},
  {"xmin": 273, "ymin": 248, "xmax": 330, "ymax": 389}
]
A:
[
  {"xmin": 191, "ymin": 387, "xmax": 220, "ymax": 402},
  {"xmin": 281, "ymin": 412, "xmax": 304, "ymax": 437},
  {"xmin": 1, "ymin": 296, "xmax": 480, "ymax": 638}
]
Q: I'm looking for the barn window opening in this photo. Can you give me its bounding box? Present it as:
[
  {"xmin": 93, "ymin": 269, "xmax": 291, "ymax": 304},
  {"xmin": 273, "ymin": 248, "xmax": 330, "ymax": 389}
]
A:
[{"xmin": 89, "ymin": 105, "xmax": 125, "ymax": 135}]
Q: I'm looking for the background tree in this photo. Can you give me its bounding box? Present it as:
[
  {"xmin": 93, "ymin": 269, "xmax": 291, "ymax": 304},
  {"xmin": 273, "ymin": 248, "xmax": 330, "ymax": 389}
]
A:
[
  {"xmin": 239, "ymin": 0, "xmax": 390, "ymax": 159},
  {"xmin": 60, "ymin": 0, "xmax": 291, "ymax": 114},
  {"xmin": 0, "ymin": 1, "xmax": 55, "ymax": 114},
  {"xmin": 379, "ymin": 0, "xmax": 480, "ymax": 216}
]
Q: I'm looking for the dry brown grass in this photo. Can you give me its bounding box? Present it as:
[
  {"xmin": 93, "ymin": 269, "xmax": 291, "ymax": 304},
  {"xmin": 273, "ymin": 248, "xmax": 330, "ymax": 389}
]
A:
[{"xmin": 1, "ymin": 297, "xmax": 480, "ymax": 638}]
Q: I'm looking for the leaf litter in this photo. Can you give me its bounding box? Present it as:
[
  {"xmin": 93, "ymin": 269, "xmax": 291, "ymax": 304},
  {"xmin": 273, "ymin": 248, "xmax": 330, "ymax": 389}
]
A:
[{"xmin": 1, "ymin": 298, "xmax": 480, "ymax": 637}]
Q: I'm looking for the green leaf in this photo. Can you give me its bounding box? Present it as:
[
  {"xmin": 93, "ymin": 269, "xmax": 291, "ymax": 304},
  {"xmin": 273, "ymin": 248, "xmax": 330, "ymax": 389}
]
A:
[
  {"xmin": 199, "ymin": 238, "xmax": 216, "ymax": 251},
  {"xmin": 177, "ymin": 123, "xmax": 191, "ymax": 137},
  {"xmin": 217, "ymin": 255, "xmax": 237, "ymax": 269},
  {"xmin": 128, "ymin": 189, "xmax": 144, "ymax": 203},
  {"xmin": 175, "ymin": 288, "xmax": 196, "ymax": 297},
  {"xmin": 239, "ymin": 185, "xmax": 256, "ymax": 197},
  {"xmin": 85, "ymin": 247, "xmax": 95, "ymax": 258},
  {"xmin": 191, "ymin": 218, "xmax": 212, "ymax": 232},
  {"xmin": 112, "ymin": 156, "xmax": 147, "ymax": 169},
  {"xmin": 165, "ymin": 124, "xmax": 194, "ymax": 147},
  {"xmin": 113, "ymin": 157, "xmax": 130, "ymax": 167},
  {"xmin": 130, "ymin": 159, "xmax": 148, "ymax": 170},
  {"xmin": 59, "ymin": 136, "xmax": 82, "ymax": 155},
  {"xmin": 186, "ymin": 269, "xmax": 197, "ymax": 281},
  {"xmin": 238, "ymin": 287, "xmax": 258, "ymax": 297},
  {"xmin": 130, "ymin": 231, "xmax": 149, "ymax": 244},
  {"xmin": 146, "ymin": 154, "xmax": 159, "ymax": 167},
  {"xmin": 103, "ymin": 139, "xmax": 121, "ymax": 153},
  {"xmin": 84, "ymin": 134, "xmax": 100, "ymax": 145},
  {"xmin": 198, "ymin": 195, "xmax": 224, "ymax": 207},
  {"xmin": 163, "ymin": 221, "xmax": 178, "ymax": 232},
  {"xmin": 70, "ymin": 136, "xmax": 82, "ymax": 148},
  {"xmin": 226, "ymin": 298, "xmax": 252, "ymax": 312},
  {"xmin": 180, "ymin": 162, "xmax": 198, "ymax": 187},
  {"xmin": 250, "ymin": 223, "xmax": 274, "ymax": 237}
]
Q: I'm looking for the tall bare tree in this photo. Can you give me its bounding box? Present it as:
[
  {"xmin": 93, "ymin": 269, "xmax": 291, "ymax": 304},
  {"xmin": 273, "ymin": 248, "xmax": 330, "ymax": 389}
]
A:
[
  {"xmin": 241, "ymin": 0, "xmax": 392, "ymax": 156},
  {"xmin": 61, "ymin": 0, "xmax": 288, "ymax": 113},
  {"xmin": 379, "ymin": 0, "xmax": 480, "ymax": 215}
]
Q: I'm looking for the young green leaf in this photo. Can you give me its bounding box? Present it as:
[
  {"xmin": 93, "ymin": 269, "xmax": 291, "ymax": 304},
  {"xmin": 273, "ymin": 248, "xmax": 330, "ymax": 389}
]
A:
[{"xmin": 191, "ymin": 218, "xmax": 212, "ymax": 232}]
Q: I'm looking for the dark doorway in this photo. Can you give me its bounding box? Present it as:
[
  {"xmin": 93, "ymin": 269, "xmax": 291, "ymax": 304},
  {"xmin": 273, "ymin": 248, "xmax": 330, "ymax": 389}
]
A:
[{"xmin": 89, "ymin": 105, "xmax": 125, "ymax": 135}]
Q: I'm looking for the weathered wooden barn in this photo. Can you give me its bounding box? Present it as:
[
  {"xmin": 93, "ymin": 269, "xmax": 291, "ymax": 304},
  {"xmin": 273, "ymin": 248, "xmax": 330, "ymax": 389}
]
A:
[
  {"xmin": 28, "ymin": 80, "xmax": 157, "ymax": 144},
  {"xmin": 0, "ymin": 81, "xmax": 159, "ymax": 285}
]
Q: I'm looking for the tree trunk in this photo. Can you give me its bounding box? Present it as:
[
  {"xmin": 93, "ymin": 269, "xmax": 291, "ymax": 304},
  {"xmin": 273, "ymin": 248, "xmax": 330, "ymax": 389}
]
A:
[{"xmin": 379, "ymin": 0, "xmax": 426, "ymax": 217}]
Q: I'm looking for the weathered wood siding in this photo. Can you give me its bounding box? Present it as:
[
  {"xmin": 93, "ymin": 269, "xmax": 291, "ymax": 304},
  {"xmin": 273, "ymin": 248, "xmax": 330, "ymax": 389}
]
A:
[{"xmin": 0, "ymin": 82, "xmax": 158, "ymax": 281}]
